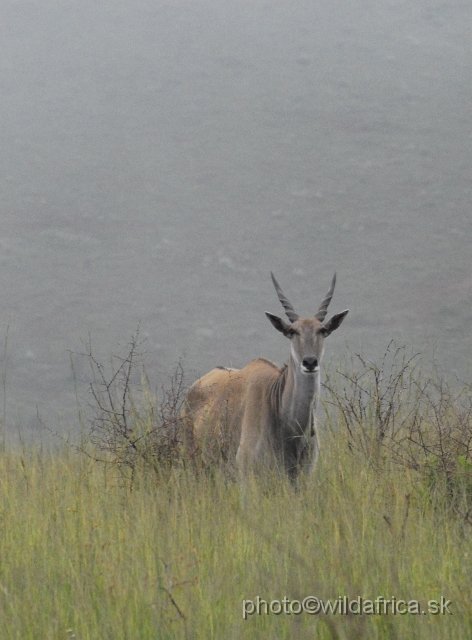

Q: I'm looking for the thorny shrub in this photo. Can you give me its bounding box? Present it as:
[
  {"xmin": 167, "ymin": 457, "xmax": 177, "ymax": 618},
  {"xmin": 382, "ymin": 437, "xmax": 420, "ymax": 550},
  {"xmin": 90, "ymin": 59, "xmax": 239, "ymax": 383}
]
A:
[
  {"xmin": 75, "ymin": 329, "xmax": 192, "ymax": 483},
  {"xmin": 323, "ymin": 342, "xmax": 472, "ymax": 519},
  {"xmin": 75, "ymin": 327, "xmax": 236, "ymax": 485}
]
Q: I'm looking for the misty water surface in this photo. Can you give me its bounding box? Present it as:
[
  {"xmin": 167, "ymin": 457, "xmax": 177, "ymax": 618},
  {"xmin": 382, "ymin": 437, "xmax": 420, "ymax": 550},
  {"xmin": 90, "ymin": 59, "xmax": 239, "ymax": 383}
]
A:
[{"xmin": 0, "ymin": 0, "xmax": 471, "ymax": 435}]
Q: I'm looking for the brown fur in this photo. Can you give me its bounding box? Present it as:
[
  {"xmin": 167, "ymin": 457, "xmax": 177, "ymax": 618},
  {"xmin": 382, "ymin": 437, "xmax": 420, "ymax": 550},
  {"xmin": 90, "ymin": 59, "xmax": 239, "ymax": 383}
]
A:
[{"xmin": 183, "ymin": 359, "xmax": 285, "ymax": 469}]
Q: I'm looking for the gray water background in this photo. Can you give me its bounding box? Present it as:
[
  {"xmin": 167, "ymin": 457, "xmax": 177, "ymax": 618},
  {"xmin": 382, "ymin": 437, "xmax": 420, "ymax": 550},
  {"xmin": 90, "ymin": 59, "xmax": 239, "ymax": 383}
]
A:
[{"xmin": 0, "ymin": 0, "xmax": 471, "ymax": 436}]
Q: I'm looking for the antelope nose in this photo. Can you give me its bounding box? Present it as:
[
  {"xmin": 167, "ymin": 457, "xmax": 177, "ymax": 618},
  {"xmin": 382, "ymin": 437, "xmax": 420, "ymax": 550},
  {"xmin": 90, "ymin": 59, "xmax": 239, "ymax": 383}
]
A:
[{"xmin": 302, "ymin": 356, "xmax": 318, "ymax": 371}]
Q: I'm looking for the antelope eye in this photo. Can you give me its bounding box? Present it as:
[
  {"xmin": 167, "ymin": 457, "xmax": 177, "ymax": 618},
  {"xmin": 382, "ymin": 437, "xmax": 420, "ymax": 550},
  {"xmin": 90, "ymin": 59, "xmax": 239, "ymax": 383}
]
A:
[{"xmin": 288, "ymin": 328, "xmax": 299, "ymax": 337}]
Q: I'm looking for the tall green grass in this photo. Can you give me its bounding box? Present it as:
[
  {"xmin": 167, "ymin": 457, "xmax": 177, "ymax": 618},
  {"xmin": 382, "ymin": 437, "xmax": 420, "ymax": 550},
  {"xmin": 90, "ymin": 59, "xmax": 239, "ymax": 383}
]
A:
[{"xmin": 0, "ymin": 432, "xmax": 469, "ymax": 639}]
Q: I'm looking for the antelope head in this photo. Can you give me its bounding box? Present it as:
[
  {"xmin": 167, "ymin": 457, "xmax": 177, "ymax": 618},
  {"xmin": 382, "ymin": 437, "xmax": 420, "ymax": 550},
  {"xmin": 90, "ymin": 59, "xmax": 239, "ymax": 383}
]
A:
[{"xmin": 265, "ymin": 272, "xmax": 349, "ymax": 375}]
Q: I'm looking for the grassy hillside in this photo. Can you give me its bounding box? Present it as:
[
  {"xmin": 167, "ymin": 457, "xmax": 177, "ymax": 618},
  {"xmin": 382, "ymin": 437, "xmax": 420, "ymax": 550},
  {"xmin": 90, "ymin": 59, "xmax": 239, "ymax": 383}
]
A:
[{"xmin": 0, "ymin": 342, "xmax": 470, "ymax": 638}]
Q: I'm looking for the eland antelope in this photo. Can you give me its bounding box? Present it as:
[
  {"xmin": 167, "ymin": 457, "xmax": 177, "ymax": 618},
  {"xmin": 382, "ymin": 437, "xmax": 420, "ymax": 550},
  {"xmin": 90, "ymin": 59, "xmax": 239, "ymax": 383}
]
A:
[{"xmin": 184, "ymin": 273, "xmax": 348, "ymax": 480}]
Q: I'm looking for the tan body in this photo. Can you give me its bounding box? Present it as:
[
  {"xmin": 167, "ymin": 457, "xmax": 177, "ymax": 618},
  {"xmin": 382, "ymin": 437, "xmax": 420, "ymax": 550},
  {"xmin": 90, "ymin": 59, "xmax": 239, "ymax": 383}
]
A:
[
  {"xmin": 184, "ymin": 274, "xmax": 348, "ymax": 480},
  {"xmin": 185, "ymin": 358, "xmax": 319, "ymax": 477}
]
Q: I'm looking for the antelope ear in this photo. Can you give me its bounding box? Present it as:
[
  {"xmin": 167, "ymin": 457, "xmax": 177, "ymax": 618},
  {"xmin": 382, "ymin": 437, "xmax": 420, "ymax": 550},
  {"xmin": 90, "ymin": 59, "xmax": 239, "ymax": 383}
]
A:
[
  {"xmin": 323, "ymin": 309, "xmax": 349, "ymax": 336},
  {"xmin": 265, "ymin": 312, "xmax": 292, "ymax": 337}
]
